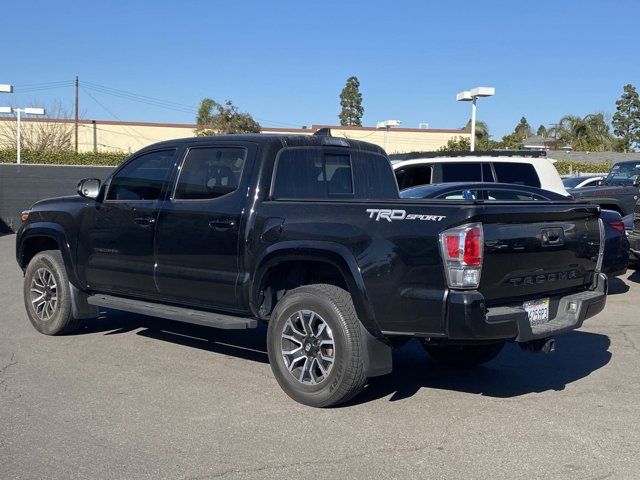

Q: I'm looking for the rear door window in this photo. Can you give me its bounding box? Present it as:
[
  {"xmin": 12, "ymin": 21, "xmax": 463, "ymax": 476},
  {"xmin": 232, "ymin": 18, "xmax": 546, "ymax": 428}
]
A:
[
  {"xmin": 174, "ymin": 147, "xmax": 246, "ymax": 200},
  {"xmin": 441, "ymin": 162, "xmax": 483, "ymax": 182},
  {"xmin": 493, "ymin": 162, "xmax": 541, "ymax": 188},
  {"xmin": 396, "ymin": 164, "xmax": 433, "ymax": 189}
]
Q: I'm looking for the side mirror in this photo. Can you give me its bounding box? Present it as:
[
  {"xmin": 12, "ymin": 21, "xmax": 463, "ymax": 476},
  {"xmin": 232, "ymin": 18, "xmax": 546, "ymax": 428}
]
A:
[{"xmin": 77, "ymin": 178, "xmax": 101, "ymax": 199}]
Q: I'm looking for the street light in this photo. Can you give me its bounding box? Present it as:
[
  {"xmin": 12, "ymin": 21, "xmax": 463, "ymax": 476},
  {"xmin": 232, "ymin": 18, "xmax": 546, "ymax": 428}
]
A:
[
  {"xmin": 0, "ymin": 84, "xmax": 13, "ymax": 93},
  {"xmin": 456, "ymin": 86, "xmax": 495, "ymax": 151},
  {"xmin": 376, "ymin": 119, "xmax": 401, "ymax": 151},
  {"xmin": 12, "ymin": 107, "xmax": 46, "ymax": 164}
]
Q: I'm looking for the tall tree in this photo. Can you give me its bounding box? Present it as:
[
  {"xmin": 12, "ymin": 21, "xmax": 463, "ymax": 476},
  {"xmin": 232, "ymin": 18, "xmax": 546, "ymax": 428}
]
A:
[
  {"xmin": 536, "ymin": 124, "xmax": 547, "ymax": 137},
  {"xmin": 612, "ymin": 84, "xmax": 640, "ymax": 152},
  {"xmin": 195, "ymin": 98, "xmax": 260, "ymax": 136},
  {"xmin": 463, "ymin": 119, "xmax": 493, "ymax": 150},
  {"xmin": 339, "ymin": 76, "xmax": 364, "ymax": 126},
  {"xmin": 514, "ymin": 116, "xmax": 532, "ymax": 139}
]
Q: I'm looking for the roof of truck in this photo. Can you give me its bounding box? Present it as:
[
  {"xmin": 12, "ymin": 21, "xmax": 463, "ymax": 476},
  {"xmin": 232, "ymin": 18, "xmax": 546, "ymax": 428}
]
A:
[{"xmin": 137, "ymin": 133, "xmax": 387, "ymax": 155}]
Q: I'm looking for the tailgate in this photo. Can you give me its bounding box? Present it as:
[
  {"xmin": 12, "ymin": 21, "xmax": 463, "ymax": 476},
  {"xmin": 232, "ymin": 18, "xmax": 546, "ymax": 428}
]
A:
[{"xmin": 478, "ymin": 203, "xmax": 601, "ymax": 303}]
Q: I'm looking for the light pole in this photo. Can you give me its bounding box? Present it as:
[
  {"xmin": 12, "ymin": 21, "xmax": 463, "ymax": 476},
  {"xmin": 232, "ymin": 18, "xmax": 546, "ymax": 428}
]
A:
[
  {"xmin": 376, "ymin": 119, "xmax": 401, "ymax": 152},
  {"xmin": 12, "ymin": 107, "xmax": 46, "ymax": 164},
  {"xmin": 456, "ymin": 87, "xmax": 495, "ymax": 151},
  {"xmin": 0, "ymin": 84, "xmax": 14, "ymax": 93}
]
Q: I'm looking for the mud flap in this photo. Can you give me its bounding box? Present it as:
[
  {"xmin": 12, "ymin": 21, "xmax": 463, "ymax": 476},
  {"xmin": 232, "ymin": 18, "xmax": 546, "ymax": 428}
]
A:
[{"xmin": 359, "ymin": 323, "xmax": 393, "ymax": 377}]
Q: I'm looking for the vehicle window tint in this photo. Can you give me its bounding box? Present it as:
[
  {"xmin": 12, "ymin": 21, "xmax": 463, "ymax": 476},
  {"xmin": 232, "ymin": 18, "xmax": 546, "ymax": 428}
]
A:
[
  {"xmin": 437, "ymin": 190, "xmax": 478, "ymax": 200},
  {"xmin": 396, "ymin": 164, "xmax": 432, "ymax": 189},
  {"xmin": 326, "ymin": 154, "xmax": 354, "ymax": 195},
  {"xmin": 272, "ymin": 149, "xmax": 354, "ymax": 199},
  {"xmin": 106, "ymin": 150, "xmax": 175, "ymax": 201},
  {"xmin": 493, "ymin": 162, "xmax": 541, "ymax": 188},
  {"xmin": 485, "ymin": 189, "xmax": 547, "ymax": 201},
  {"xmin": 174, "ymin": 147, "xmax": 246, "ymax": 200},
  {"xmin": 441, "ymin": 162, "xmax": 482, "ymax": 182},
  {"xmin": 482, "ymin": 163, "xmax": 494, "ymax": 182}
]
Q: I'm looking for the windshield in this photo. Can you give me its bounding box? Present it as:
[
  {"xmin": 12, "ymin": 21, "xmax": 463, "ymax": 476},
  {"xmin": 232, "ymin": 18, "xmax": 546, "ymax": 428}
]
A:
[{"xmin": 605, "ymin": 163, "xmax": 640, "ymax": 185}]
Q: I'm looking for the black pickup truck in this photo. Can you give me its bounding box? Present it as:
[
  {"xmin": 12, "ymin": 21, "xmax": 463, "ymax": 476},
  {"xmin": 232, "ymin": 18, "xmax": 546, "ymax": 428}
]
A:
[{"xmin": 16, "ymin": 133, "xmax": 608, "ymax": 407}]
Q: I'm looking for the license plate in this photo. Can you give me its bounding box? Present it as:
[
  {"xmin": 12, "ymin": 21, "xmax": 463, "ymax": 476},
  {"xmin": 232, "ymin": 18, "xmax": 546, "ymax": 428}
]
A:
[{"xmin": 523, "ymin": 298, "xmax": 550, "ymax": 326}]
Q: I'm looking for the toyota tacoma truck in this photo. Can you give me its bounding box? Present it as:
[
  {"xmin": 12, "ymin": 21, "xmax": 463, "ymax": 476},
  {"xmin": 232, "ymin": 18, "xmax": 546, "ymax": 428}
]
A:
[{"xmin": 16, "ymin": 133, "xmax": 608, "ymax": 407}]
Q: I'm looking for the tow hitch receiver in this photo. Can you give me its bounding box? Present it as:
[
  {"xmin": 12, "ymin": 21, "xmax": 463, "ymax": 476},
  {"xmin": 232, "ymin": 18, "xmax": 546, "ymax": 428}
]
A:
[{"xmin": 519, "ymin": 337, "xmax": 556, "ymax": 354}]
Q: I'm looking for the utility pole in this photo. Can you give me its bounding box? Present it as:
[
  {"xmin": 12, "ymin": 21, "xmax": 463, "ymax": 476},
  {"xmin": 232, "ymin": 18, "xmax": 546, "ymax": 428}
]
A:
[{"xmin": 74, "ymin": 76, "xmax": 79, "ymax": 153}]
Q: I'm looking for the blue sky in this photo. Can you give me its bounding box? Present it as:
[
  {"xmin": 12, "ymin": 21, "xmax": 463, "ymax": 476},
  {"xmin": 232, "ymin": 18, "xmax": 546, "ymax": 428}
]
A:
[{"xmin": 2, "ymin": 0, "xmax": 638, "ymax": 137}]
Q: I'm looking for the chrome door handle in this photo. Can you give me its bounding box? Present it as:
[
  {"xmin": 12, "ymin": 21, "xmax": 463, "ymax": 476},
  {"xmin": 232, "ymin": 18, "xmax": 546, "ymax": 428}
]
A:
[
  {"xmin": 134, "ymin": 217, "xmax": 156, "ymax": 226},
  {"xmin": 209, "ymin": 219, "xmax": 236, "ymax": 231}
]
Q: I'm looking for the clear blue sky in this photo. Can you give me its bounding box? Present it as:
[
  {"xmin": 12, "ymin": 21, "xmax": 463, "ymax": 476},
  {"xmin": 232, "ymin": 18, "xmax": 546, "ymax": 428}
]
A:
[{"xmin": 2, "ymin": 0, "xmax": 638, "ymax": 137}]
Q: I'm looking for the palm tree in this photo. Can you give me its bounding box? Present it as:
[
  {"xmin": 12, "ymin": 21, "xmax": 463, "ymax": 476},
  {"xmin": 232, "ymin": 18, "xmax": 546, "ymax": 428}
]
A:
[
  {"xmin": 464, "ymin": 119, "xmax": 489, "ymax": 143},
  {"xmin": 550, "ymin": 114, "xmax": 613, "ymax": 151}
]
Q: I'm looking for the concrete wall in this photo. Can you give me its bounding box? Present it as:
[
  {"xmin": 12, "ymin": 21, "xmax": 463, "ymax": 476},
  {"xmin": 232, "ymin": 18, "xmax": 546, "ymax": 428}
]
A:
[
  {"xmin": 0, "ymin": 164, "xmax": 115, "ymax": 232},
  {"xmin": 0, "ymin": 118, "xmax": 469, "ymax": 155}
]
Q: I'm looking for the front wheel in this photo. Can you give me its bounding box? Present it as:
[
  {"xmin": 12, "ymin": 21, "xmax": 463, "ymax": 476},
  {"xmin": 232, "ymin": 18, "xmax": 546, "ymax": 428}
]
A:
[
  {"xmin": 421, "ymin": 341, "xmax": 505, "ymax": 368},
  {"xmin": 23, "ymin": 250, "xmax": 84, "ymax": 335},
  {"xmin": 267, "ymin": 284, "xmax": 367, "ymax": 407}
]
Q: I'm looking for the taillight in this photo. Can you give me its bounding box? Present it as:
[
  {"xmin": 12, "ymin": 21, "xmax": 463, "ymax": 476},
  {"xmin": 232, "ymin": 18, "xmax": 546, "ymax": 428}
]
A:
[
  {"xmin": 609, "ymin": 220, "xmax": 625, "ymax": 233},
  {"xmin": 439, "ymin": 223, "xmax": 484, "ymax": 289}
]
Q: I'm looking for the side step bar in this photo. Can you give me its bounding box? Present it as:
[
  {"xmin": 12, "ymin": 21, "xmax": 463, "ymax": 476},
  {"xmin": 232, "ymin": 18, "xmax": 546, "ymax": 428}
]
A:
[{"xmin": 87, "ymin": 294, "xmax": 258, "ymax": 330}]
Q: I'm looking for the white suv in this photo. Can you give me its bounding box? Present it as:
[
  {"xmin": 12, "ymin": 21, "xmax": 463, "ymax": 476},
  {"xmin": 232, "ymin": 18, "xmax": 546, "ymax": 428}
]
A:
[{"xmin": 391, "ymin": 152, "xmax": 570, "ymax": 197}]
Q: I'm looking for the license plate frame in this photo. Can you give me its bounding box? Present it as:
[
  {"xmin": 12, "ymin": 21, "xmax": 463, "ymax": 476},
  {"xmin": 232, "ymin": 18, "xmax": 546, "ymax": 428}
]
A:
[{"xmin": 523, "ymin": 298, "xmax": 550, "ymax": 327}]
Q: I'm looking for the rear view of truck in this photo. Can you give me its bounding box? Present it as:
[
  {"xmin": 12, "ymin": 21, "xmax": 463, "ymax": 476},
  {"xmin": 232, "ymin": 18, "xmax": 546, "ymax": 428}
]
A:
[{"xmin": 434, "ymin": 201, "xmax": 606, "ymax": 355}]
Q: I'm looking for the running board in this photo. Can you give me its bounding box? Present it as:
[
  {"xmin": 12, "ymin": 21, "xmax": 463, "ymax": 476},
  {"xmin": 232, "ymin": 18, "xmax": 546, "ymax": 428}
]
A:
[{"xmin": 87, "ymin": 294, "xmax": 258, "ymax": 329}]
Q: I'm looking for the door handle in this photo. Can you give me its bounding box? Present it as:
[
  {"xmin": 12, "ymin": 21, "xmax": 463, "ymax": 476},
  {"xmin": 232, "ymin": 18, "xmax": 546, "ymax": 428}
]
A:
[
  {"xmin": 134, "ymin": 217, "xmax": 156, "ymax": 226},
  {"xmin": 209, "ymin": 219, "xmax": 236, "ymax": 231}
]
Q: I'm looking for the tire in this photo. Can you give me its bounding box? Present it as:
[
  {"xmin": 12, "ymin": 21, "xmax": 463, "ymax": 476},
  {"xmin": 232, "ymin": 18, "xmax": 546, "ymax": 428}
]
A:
[
  {"xmin": 267, "ymin": 284, "xmax": 367, "ymax": 407},
  {"xmin": 23, "ymin": 250, "xmax": 84, "ymax": 335},
  {"xmin": 421, "ymin": 341, "xmax": 504, "ymax": 368}
]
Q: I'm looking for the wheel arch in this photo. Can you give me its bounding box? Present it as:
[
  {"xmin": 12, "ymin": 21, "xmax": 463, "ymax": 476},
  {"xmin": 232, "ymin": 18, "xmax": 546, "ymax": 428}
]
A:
[
  {"xmin": 17, "ymin": 223, "xmax": 80, "ymax": 287},
  {"xmin": 251, "ymin": 241, "xmax": 379, "ymax": 334}
]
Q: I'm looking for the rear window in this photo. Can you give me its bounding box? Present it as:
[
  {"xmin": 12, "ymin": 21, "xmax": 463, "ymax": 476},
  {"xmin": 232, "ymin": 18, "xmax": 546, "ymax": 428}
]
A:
[
  {"xmin": 272, "ymin": 148, "xmax": 397, "ymax": 200},
  {"xmin": 272, "ymin": 149, "xmax": 354, "ymax": 199},
  {"xmin": 493, "ymin": 162, "xmax": 541, "ymax": 188}
]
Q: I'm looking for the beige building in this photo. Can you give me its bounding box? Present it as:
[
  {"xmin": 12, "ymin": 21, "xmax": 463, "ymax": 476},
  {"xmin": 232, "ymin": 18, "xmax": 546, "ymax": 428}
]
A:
[{"xmin": 0, "ymin": 117, "xmax": 469, "ymax": 154}]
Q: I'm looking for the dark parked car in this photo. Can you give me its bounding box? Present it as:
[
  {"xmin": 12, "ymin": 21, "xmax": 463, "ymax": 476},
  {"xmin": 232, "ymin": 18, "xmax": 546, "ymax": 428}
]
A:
[
  {"xmin": 627, "ymin": 205, "xmax": 640, "ymax": 267},
  {"xmin": 599, "ymin": 210, "xmax": 629, "ymax": 277},
  {"xmin": 402, "ymin": 183, "xmax": 629, "ymax": 277},
  {"xmin": 16, "ymin": 134, "xmax": 608, "ymax": 407}
]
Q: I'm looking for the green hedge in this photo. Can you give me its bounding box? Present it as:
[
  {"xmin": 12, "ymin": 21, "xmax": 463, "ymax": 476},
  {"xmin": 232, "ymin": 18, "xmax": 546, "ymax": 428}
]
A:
[
  {"xmin": 0, "ymin": 149, "xmax": 128, "ymax": 166},
  {"xmin": 554, "ymin": 160, "xmax": 611, "ymax": 175}
]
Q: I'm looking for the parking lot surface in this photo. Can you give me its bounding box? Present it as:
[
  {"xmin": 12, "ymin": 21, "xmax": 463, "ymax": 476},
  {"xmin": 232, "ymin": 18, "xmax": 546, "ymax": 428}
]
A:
[{"xmin": 1, "ymin": 233, "xmax": 640, "ymax": 479}]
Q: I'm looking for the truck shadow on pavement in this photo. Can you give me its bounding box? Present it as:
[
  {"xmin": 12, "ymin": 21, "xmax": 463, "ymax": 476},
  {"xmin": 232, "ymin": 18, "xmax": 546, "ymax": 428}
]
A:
[
  {"xmin": 78, "ymin": 309, "xmax": 270, "ymax": 364},
  {"xmin": 78, "ymin": 309, "xmax": 611, "ymax": 405},
  {"xmin": 608, "ymin": 277, "xmax": 630, "ymax": 295},
  {"xmin": 349, "ymin": 331, "xmax": 611, "ymax": 405}
]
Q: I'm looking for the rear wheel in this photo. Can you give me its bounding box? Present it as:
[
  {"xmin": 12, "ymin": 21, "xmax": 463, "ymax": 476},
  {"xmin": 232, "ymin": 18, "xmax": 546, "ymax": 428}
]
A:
[
  {"xmin": 267, "ymin": 284, "xmax": 367, "ymax": 407},
  {"xmin": 23, "ymin": 250, "xmax": 84, "ymax": 335},
  {"xmin": 421, "ymin": 341, "xmax": 504, "ymax": 367}
]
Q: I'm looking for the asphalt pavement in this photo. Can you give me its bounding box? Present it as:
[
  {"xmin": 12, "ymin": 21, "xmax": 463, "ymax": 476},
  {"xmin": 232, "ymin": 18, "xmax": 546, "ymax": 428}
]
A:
[{"xmin": 1, "ymin": 233, "xmax": 639, "ymax": 479}]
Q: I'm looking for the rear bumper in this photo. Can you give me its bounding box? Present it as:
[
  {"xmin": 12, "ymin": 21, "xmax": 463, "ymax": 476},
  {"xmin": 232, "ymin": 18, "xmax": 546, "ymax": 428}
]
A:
[{"xmin": 445, "ymin": 273, "xmax": 608, "ymax": 343}]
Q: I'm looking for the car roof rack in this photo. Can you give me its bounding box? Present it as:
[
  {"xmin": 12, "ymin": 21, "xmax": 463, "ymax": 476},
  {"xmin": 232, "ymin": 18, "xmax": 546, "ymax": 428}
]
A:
[{"xmin": 389, "ymin": 150, "xmax": 547, "ymax": 161}]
